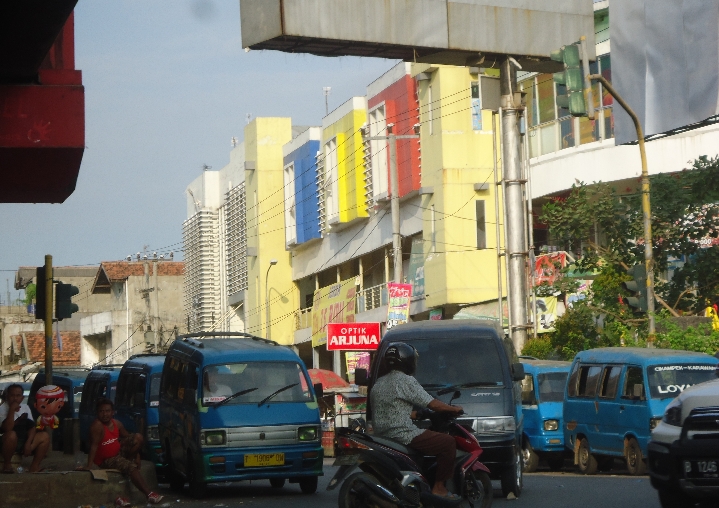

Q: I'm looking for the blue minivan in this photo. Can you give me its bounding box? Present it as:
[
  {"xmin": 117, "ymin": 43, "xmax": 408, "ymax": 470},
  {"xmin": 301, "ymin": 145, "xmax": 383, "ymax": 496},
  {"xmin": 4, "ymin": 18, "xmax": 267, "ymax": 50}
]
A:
[
  {"xmin": 114, "ymin": 354, "xmax": 166, "ymax": 474},
  {"xmin": 79, "ymin": 365, "xmax": 124, "ymax": 450},
  {"xmin": 520, "ymin": 360, "xmax": 571, "ymax": 472},
  {"xmin": 564, "ymin": 347, "xmax": 719, "ymax": 475},
  {"xmin": 158, "ymin": 333, "xmax": 324, "ymax": 498}
]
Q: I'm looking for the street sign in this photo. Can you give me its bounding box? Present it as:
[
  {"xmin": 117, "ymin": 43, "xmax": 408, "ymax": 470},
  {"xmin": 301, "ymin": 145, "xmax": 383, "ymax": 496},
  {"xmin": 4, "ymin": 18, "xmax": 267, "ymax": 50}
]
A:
[{"xmin": 327, "ymin": 322, "xmax": 381, "ymax": 351}]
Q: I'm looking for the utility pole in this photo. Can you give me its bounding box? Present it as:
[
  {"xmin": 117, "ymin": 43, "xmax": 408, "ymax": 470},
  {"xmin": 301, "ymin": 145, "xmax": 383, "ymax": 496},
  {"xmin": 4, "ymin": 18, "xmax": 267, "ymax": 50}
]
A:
[
  {"xmin": 588, "ymin": 74, "xmax": 656, "ymax": 341},
  {"xmin": 500, "ymin": 58, "xmax": 530, "ymax": 354},
  {"xmin": 43, "ymin": 255, "xmax": 53, "ymax": 385},
  {"xmin": 364, "ymin": 123, "xmax": 420, "ymax": 283}
]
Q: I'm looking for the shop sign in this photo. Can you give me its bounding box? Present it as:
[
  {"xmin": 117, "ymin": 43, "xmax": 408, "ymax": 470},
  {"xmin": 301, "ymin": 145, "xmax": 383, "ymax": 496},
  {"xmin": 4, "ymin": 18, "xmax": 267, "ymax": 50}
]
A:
[
  {"xmin": 386, "ymin": 283, "xmax": 412, "ymax": 329},
  {"xmin": 327, "ymin": 322, "xmax": 381, "ymax": 351}
]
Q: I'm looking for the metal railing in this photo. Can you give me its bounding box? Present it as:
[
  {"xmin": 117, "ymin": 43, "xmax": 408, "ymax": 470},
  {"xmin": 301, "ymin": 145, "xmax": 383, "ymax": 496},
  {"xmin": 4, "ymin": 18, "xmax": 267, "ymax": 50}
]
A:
[
  {"xmin": 527, "ymin": 105, "xmax": 614, "ymax": 158},
  {"xmin": 356, "ymin": 282, "xmax": 388, "ymax": 313}
]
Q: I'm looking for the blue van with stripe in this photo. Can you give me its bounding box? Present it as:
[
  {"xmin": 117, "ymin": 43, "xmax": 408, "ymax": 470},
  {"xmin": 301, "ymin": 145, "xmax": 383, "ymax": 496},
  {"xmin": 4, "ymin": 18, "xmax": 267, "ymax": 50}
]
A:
[
  {"xmin": 158, "ymin": 333, "xmax": 323, "ymax": 498},
  {"xmin": 520, "ymin": 360, "xmax": 571, "ymax": 472},
  {"xmin": 563, "ymin": 347, "xmax": 718, "ymax": 475}
]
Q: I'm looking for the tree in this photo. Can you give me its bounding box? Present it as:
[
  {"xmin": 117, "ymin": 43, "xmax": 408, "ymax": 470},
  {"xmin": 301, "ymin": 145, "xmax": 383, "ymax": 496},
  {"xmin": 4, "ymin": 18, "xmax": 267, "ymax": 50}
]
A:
[{"xmin": 24, "ymin": 283, "xmax": 36, "ymax": 306}]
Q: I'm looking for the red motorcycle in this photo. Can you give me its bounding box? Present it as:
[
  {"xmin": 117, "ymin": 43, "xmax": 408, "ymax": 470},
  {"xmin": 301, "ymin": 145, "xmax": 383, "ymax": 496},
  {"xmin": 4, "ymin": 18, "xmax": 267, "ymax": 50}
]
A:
[{"xmin": 327, "ymin": 392, "xmax": 493, "ymax": 508}]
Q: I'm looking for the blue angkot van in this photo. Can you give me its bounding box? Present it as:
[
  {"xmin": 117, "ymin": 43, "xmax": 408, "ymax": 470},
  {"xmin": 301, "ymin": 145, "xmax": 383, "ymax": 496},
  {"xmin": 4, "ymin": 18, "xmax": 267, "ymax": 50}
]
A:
[
  {"xmin": 520, "ymin": 360, "xmax": 571, "ymax": 472},
  {"xmin": 79, "ymin": 365, "xmax": 123, "ymax": 451},
  {"xmin": 563, "ymin": 347, "xmax": 718, "ymax": 475},
  {"xmin": 158, "ymin": 333, "xmax": 323, "ymax": 498},
  {"xmin": 114, "ymin": 354, "xmax": 166, "ymax": 475}
]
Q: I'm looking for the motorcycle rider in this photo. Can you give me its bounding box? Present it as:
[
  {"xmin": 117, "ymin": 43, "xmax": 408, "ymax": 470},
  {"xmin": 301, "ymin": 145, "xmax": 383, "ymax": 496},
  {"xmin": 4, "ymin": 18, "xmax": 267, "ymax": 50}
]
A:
[{"xmin": 370, "ymin": 342, "xmax": 464, "ymax": 500}]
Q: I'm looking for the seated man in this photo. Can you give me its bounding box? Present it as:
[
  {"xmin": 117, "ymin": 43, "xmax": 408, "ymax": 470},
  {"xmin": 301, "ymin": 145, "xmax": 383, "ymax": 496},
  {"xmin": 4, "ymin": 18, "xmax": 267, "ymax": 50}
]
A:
[
  {"xmin": 371, "ymin": 343, "xmax": 464, "ymax": 500},
  {"xmin": 81, "ymin": 398, "xmax": 163, "ymax": 506},
  {"xmin": 0, "ymin": 383, "xmax": 50, "ymax": 473},
  {"xmin": 203, "ymin": 369, "xmax": 233, "ymax": 401}
]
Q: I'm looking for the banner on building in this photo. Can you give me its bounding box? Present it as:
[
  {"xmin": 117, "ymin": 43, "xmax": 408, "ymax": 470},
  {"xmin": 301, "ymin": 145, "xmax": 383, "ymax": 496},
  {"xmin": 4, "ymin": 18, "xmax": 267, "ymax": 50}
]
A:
[
  {"xmin": 535, "ymin": 296, "xmax": 558, "ymax": 333},
  {"xmin": 386, "ymin": 283, "xmax": 412, "ymax": 330},
  {"xmin": 534, "ymin": 252, "xmax": 568, "ymax": 286},
  {"xmin": 311, "ymin": 279, "xmax": 357, "ymax": 347},
  {"xmin": 345, "ymin": 352, "xmax": 371, "ymax": 384},
  {"xmin": 407, "ymin": 237, "xmax": 425, "ymax": 297},
  {"xmin": 326, "ymin": 322, "xmax": 381, "ymax": 351}
]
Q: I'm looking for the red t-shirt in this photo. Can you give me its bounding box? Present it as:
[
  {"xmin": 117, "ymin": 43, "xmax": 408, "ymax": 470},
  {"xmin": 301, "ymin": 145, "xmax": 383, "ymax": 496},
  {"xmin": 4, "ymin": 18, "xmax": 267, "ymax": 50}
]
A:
[{"xmin": 94, "ymin": 420, "xmax": 121, "ymax": 466}]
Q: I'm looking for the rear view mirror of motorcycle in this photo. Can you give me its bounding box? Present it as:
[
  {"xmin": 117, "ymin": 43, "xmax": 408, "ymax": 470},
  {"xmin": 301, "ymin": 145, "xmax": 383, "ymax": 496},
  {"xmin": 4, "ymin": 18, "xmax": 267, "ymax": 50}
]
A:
[
  {"xmin": 449, "ymin": 390, "xmax": 461, "ymax": 406},
  {"xmin": 354, "ymin": 368, "xmax": 368, "ymax": 386}
]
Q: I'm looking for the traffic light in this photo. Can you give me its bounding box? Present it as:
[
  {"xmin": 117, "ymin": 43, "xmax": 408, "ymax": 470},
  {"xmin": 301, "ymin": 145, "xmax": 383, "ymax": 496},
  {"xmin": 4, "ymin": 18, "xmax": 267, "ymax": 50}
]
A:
[
  {"xmin": 550, "ymin": 43, "xmax": 587, "ymax": 116},
  {"xmin": 55, "ymin": 282, "xmax": 79, "ymax": 320},
  {"xmin": 35, "ymin": 266, "xmax": 46, "ymax": 319},
  {"xmin": 624, "ymin": 264, "xmax": 648, "ymax": 312}
]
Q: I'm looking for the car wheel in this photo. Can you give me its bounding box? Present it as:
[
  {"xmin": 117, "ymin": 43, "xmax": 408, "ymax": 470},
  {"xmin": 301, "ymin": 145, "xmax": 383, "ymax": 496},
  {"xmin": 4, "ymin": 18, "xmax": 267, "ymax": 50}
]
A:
[
  {"xmin": 522, "ymin": 441, "xmax": 540, "ymax": 473},
  {"xmin": 577, "ymin": 438, "xmax": 598, "ymax": 475},
  {"xmin": 299, "ymin": 476, "xmax": 318, "ymax": 494},
  {"xmin": 625, "ymin": 438, "xmax": 646, "ymax": 475},
  {"xmin": 657, "ymin": 488, "xmax": 695, "ymax": 508},
  {"xmin": 270, "ymin": 478, "xmax": 286, "ymax": 489},
  {"xmin": 500, "ymin": 448, "xmax": 523, "ymax": 498},
  {"xmin": 187, "ymin": 453, "xmax": 207, "ymax": 499},
  {"xmin": 338, "ymin": 472, "xmax": 378, "ymax": 507}
]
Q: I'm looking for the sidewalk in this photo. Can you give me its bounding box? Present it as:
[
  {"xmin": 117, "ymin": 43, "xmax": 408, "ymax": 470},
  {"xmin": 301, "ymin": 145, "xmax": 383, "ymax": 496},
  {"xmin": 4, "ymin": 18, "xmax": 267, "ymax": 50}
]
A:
[{"xmin": 0, "ymin": 451, "xmax": 158, "ymax": 508}]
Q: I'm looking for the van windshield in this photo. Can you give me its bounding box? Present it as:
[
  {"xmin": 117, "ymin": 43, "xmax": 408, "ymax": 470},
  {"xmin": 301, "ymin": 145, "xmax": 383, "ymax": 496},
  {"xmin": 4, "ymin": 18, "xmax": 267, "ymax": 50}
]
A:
[
  {"xmin": 201, "ymin": 362, "xmax": 312, "ymax": 406},
  {"xmin": 537, "ymin": 372, "xmax": 567, "ymax": 402},
  {"xmin": 149, "ymin": 374, "xmax": 161, "ymax": 407},
  {"xmin": 647, "ymin": 364, "xmax": 717, "ymax": 399},
  {"xmin": 403, "ymin": 336, "xmax": 504, "ymax": 389}
]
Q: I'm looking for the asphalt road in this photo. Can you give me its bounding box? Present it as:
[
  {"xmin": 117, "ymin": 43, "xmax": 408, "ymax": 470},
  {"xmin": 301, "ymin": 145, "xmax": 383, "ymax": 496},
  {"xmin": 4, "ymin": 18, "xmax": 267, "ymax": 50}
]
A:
[{"xmin": 159, "ymin": 460, "xmax": 664, "ymax": 508}]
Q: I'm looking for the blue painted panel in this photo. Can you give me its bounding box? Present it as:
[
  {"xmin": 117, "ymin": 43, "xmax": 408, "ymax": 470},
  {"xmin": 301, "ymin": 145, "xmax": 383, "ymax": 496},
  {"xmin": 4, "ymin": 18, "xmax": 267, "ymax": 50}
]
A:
[{"xmin": 285, "ymin": 139, "xmax": 321, "ymax": 244}]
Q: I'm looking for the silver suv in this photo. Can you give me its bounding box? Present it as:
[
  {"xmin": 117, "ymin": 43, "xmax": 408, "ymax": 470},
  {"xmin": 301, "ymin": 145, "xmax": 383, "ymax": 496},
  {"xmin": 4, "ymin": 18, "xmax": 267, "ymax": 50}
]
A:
[{"xmin": 648, "ymin": 376, "xmax": 719, "ymax": 508}]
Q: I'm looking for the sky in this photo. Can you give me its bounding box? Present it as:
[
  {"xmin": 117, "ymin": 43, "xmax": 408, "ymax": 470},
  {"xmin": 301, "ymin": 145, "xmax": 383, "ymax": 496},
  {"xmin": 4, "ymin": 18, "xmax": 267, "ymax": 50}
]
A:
[{"xmin": 0, "ymin": 0, "xmax": 399, "ymax": 302}]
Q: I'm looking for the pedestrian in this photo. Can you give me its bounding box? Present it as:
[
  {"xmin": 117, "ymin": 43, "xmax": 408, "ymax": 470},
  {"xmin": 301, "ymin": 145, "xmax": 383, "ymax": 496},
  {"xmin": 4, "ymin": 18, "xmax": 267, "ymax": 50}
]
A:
[
  {"xmin": 0, "ymin": 383, "xmax": 50, "ymax": 473},
  {"xmin": 78, "ymin": 398, "xmax": 163, "ymax": 506}
]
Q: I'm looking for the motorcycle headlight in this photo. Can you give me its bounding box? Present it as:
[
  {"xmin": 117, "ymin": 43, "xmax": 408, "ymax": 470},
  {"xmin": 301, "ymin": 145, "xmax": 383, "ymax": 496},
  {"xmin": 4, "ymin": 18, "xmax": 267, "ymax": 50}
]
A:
[
  {"xmin": 298, "ymin": 426, "xmax": 319, "ymax": 441},
  {"xmin": 200, "ymin": 430, "xmax": 226, "ymax": 446},
  {"xmin": 472, "ymin": 416, "xmax": 516, "ymax": 433},
  {"xmin": 663, "ymin": 400, "xmax": 683, "ymax": 427},
  {"xmin": 543, "ymin": 419, "xmax": 559, "ymax": 431},
  {"xmin": 146, "ymin": 426, "xmax": 160, "ymax": 441}
]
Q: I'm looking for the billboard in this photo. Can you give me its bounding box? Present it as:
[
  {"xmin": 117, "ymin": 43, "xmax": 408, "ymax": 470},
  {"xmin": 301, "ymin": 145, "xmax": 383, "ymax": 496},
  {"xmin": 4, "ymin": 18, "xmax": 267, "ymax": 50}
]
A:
[
  {"xmin": 240, "ymin": 0, "xmax": 594, "ymax": 70},
  {"xmin": 612, "ymin": 0, "xmax": 719, "ymax": 144}
]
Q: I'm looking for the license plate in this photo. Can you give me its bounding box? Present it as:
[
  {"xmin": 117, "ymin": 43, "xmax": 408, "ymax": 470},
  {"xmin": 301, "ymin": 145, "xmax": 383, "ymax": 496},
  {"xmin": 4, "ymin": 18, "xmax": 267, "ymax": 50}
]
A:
[
  {"xmin": 244, "ymin": 453, "xmax": 285, "ymax": 467},
  {"xmin": 684, "ymin": 459, "xmax": 719, "ymax": 478}
]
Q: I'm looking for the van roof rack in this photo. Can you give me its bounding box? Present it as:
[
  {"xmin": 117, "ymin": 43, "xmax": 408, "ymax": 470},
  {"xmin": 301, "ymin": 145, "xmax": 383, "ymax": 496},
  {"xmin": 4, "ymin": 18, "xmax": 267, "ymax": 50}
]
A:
[{"xmin": 176, "ymin": 332, "xmax": 278, "ymax": 347}]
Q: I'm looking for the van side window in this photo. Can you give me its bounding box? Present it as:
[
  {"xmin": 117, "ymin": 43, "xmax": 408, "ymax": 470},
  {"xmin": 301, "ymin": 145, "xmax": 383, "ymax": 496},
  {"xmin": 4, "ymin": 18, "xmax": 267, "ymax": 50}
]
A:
[
  {"xmin": 599, "ymin": 366, "xmax": 621, "ymax": 399},
  {"xmin": 567, "ymin": 362, "xmax": 580, "ymax": 397},
  {"xmin": 577, "ymin": 365, "xmax": 602, "ymax": 397},
  {"xmin": 132, "ymin": 374, "xmax": 147, "ymax": 408},
  {"xmin": 184, "ymin": 364, "xmax": 199, "ymax": 408},
  {"xmin": 521, "ymin": 374, "xmax": 536, "ymax": 405},
  {"xmin": 623, "ymin": 366, "xmax": 645, "ymax": 400},
  {"xmin": 160, "ymin": 356, "xmax": 181, "ymax": 401},
  {"xmin": 116, "ymin": 374, "xmax": 133, "ymax": 407}
]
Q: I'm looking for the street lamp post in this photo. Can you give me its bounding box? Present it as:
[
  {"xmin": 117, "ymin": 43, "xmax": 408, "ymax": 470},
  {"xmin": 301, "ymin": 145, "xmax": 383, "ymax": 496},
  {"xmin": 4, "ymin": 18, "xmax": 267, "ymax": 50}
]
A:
[{"xmin": 265, "ymin": 259, "xmax": 278, "ymax": 340}]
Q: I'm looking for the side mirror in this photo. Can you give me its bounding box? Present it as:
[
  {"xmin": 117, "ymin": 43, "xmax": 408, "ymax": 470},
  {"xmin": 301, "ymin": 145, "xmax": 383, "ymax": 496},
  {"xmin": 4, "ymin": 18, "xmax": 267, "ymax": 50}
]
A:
[
  {"xmin": 511, "ymin": 363, "xmax": 525, "ymax": 382},
  {"xmin": 313, "ymin": 383, "xmax": 324, "ymax": 399},
  {"xmin": 354, "ymin": 368, "xmax": 368, "ymax": 386}
]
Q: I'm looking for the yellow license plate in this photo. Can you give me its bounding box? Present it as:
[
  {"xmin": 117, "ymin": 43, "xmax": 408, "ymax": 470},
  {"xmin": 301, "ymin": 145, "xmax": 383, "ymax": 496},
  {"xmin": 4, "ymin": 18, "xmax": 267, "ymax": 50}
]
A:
[{"xmin": 244, "ymin": 453, "xmax": 285, "ymax": 467}]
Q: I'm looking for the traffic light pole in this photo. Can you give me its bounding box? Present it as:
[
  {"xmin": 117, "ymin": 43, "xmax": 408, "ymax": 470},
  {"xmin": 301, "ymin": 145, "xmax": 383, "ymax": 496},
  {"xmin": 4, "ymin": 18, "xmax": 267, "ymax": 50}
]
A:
[
  {"xmin": 588, "ymin": 74, "xmax": 656, "ymax": 342},
  {"xmin": 43, "ymin": 255, "xmax": 53, "ymax": 384},
  {"xmin": 500, "ymin": 58, "xmax": 530, "ymax": 354}
]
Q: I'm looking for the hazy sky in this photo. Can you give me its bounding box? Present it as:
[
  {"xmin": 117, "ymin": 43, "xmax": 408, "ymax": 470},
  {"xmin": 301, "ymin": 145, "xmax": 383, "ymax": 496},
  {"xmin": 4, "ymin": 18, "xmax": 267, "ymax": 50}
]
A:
[{"xmin": 0, "ymin": 0, "xmax": 398, "ymax": 301}]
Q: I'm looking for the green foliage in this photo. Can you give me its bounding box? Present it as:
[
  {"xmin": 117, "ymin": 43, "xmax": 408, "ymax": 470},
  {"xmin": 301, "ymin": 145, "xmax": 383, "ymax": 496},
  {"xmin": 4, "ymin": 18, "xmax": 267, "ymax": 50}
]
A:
[
  {"xmin": 24, "ymin": 283, "xmax": 36, "ymax": 306},
  {"xmin": 654, "ymin": 314, "xmax": 719, "ymax": 355},
  {"xmin": 521, "ymin": 336, "xmax": 555, "ymax": 360},
  {"xmin": 548, "ymin": 304, "xmax": 599, "ymax": 360}
]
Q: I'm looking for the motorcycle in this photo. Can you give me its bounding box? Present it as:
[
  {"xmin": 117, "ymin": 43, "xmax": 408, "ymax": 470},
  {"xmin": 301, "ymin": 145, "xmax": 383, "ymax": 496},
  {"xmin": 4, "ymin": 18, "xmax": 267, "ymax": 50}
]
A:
[{"xmin": 327, "ymin": 392, "xmax": 493, "ymax": 508}]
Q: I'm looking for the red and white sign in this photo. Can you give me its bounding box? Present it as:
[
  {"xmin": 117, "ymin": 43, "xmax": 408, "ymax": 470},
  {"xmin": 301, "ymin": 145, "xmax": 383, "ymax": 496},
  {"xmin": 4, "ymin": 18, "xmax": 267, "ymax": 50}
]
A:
[{"xmin": 326, "ymin": 322, "xmax": 381, "ymax": 351}]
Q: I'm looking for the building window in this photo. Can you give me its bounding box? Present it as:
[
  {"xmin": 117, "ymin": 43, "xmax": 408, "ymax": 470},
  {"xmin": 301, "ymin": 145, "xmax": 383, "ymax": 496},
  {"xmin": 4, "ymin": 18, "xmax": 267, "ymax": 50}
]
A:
[
  {"xmin": 324, "ymin": 138, "xmax": 339, "ymax": 223},
  {"xmin": 471, "ymin": 81, "xmax": 482, "ymax": 131},
  {"xmin": 283, "ymin": 162, "xmax": 297, "ymax": 246},
  {"xmin": 476, "ymin": 200, "xmax": 486, "ymax": 249},
  {"xmin": 368, "ymin": 105, "xmax": 388, "ymax": 199},
  {"xmin": 428, "ymin": 85, "xmax": 434, "ymax": 135}
]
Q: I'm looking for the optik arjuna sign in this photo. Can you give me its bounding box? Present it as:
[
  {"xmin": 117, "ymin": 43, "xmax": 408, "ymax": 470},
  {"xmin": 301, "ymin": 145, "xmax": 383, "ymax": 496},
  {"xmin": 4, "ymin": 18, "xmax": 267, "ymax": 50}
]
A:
[{"xmin": 326, "ymin": 323, "xmax": 381, "ymax": 351}]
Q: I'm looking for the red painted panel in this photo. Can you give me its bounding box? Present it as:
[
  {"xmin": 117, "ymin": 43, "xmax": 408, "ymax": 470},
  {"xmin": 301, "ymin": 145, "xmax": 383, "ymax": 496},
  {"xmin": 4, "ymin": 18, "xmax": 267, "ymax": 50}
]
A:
[{"xmin": 368, "ymin": 74, "xmax": 421, "ymax": 198}]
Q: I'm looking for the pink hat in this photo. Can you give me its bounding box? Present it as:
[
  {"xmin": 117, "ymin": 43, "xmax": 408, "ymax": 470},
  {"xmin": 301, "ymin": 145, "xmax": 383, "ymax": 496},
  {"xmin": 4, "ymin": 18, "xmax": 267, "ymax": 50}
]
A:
[{"xmin": 36, "ymin": 385, "xmax": 66, "ymax": 400}]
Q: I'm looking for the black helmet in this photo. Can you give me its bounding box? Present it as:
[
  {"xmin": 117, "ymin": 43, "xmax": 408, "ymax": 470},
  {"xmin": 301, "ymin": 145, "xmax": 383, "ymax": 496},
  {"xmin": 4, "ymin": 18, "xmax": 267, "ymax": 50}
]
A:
[{"xmin": 383, "ymin": 342, "xmax": 418, "ymax": 375}]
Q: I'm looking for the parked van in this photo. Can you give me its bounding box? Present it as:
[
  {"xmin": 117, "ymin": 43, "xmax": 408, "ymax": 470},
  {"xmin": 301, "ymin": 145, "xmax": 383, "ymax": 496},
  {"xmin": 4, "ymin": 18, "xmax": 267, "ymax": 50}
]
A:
[
  {"xmin": 520, "ymin": 360, "xmax": 571, "ymax": 472},
  {"xmin": 29, "ymin": 368, "xmax": 90, "ymax": 451},
  {"xmin": 564, "ymin": 347, "xmax": 719, "ymax": 475},
  {"xmin": 358, "ymin": 321, "xmax": 526, "ymax": 498},
  {"xmin": 114, "ymin": 354, "xmax": 166, "ymax": 474},
  {"xmin": 158, "ymin": 333, "xmax": 324, "ymax": 498},
  {"xmin": 78, "ymin": 365, "xmax": 123, "ymax": 450}
]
